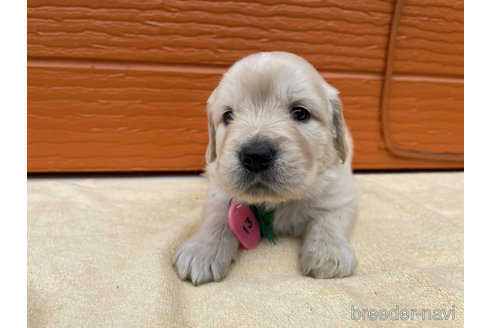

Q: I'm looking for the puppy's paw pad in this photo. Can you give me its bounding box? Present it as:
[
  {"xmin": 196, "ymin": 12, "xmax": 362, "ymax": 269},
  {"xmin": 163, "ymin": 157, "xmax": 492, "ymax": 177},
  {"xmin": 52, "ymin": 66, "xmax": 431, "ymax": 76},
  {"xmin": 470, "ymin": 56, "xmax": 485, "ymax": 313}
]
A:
[
  {"xmin": 173, "ymin": 236, "xmax": 236, "ymax": 285},
  {"xmin": 301, "ymin": 241, "xmax": 357, "ymax": 279}
]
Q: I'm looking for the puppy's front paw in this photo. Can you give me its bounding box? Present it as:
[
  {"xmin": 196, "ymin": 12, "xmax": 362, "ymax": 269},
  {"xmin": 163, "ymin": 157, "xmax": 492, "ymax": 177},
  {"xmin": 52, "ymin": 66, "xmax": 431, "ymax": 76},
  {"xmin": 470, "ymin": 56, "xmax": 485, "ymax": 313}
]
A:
[
  {"xmin": 173, "ymin": 234, "xmax": 238, "ymax": 285},
  {"xmin": 300, "ymin": 240, "xmax": 357, "ymax": 279}
]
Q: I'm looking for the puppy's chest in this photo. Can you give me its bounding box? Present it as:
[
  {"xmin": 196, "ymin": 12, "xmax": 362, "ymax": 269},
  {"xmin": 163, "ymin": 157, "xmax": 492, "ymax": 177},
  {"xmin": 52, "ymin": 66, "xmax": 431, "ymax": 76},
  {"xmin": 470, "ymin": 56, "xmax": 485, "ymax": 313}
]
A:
[{"xmin": 272, "ymin": 203, "xmax": 311, "ymax": 237}]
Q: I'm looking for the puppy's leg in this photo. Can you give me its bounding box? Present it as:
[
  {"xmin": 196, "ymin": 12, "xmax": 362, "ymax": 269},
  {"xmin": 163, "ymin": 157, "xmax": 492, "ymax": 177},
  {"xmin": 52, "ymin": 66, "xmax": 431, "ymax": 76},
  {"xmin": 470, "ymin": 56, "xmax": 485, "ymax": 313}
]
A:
[
  {"xmin": 300, "ymin": 203, "xmax": 358, "ymax": 278},
  {"xmin": 173, "ymin": 188, "xmax": 238, "ymax": 285}
]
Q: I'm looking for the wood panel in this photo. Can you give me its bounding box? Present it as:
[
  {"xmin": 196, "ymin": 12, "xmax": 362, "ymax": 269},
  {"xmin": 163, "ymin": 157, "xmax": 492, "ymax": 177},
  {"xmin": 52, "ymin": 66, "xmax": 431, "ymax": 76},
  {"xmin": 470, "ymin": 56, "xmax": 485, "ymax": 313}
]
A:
[
  {"xmin": 27, "ymin": 0, "xmax": 394, "ymax": 73},
  {"xmin": 28, "ymin": 64, "xmax": 218, "ymax": 171},
  {"xmin": 27, "ymin": 0, "xmax": 464, "ymax": 172},
  {"xmin": 28, "ymin": 64, "xmax": 462, "ymax": 172},
  {"xmin": 393, "ymin": 0, "xmax": 464, "ymax": 76},
  {"xmin": 387, "ymin": 78, "xmax": 463, "ymax": 154}
]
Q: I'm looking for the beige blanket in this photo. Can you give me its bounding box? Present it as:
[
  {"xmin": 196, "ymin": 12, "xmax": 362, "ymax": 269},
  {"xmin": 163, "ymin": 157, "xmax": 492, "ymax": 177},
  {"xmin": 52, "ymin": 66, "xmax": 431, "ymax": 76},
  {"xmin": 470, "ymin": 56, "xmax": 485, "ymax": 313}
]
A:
[{"xmin": 27, "ymin": 173, "xmax": 463, "ymax": 327}]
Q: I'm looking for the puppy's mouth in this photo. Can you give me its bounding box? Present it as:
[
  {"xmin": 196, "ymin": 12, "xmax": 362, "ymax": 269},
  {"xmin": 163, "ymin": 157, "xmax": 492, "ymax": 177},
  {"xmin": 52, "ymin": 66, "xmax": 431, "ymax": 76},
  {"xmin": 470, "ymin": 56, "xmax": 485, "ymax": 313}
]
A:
[
  {"xmin": 227, "ymin": 139, "xmax": 282, "ymax": 199},
  {"xmin": 245, "ymin": 180, "xmax": 275, "ymax": 196},
  {"xmin": 229, "ymin": 169, "xmax": 285, "ymax": 203},
  {"xmin": 219, "ymin": 139, "xmax": 305, "ymax": 203}
]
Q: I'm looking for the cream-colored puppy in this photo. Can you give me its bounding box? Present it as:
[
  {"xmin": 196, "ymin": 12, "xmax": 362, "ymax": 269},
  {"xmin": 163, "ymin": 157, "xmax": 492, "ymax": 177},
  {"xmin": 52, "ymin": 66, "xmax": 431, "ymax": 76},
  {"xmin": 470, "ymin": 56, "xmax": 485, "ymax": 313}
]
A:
[{"xmin": 173, "ymin": 52, "xmax": 359, "ymax": 285}]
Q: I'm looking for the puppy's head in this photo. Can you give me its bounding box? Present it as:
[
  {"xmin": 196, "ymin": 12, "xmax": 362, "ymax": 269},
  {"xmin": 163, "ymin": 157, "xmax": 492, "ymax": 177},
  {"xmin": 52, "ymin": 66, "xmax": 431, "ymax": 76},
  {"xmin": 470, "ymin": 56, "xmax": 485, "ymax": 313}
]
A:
[{"xmin": 206, "ymin": 52, "xmax": 349, "ymax": 204}]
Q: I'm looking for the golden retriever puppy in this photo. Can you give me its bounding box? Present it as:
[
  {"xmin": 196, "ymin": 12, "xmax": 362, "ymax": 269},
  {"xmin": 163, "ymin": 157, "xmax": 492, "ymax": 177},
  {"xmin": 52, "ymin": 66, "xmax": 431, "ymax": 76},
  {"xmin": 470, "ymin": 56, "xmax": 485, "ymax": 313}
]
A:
[{"xmin": 174, "ymin": 52, "xmax": 359, "ymax": 285}]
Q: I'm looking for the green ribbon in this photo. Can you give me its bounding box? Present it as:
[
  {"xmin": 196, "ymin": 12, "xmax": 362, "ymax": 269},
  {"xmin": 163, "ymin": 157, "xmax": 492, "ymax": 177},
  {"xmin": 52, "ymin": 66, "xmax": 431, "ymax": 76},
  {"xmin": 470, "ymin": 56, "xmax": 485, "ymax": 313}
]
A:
[{"xmin": 250, "ymin": 204, "xmax": 276, "ymax": 244}]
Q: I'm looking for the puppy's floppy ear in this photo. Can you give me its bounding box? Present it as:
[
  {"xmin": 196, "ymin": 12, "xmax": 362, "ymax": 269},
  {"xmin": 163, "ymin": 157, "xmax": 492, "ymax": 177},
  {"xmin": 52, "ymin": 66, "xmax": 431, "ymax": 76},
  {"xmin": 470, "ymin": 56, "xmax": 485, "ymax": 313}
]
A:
[
  {"xmin": 323, "ymin": 82, "xmax": 348, "ymax": 164},
  {"xmin": 330, "ymin": 97, "xmax": 348, "ymax": 163},
  {"xmin": 205, "ymin": 90, "xmax": 217, "ymax": 163}
]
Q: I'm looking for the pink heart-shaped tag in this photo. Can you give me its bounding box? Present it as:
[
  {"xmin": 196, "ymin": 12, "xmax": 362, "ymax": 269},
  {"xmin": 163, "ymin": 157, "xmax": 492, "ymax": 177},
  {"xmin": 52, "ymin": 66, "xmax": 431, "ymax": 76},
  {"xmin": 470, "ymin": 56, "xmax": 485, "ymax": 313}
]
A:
[{"xmin": 228, "ymin": 201, "xmax": 261, "ymax": 250}]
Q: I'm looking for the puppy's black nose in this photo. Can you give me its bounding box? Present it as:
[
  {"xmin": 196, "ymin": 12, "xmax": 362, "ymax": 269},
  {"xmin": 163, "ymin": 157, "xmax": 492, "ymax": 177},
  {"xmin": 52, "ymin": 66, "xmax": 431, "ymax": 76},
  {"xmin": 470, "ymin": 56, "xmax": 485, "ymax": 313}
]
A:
[{"xmin": 240, "ymin": 142, "xmax": 276, "ymax": 173}]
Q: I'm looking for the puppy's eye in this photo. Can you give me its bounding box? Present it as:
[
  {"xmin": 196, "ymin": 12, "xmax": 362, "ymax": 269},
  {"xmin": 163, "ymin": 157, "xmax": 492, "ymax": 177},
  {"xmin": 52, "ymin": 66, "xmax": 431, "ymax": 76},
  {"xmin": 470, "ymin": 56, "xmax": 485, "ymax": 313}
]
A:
[
  {"xmin": 223, "ymin": 110, "xmax": 234, "ymax": 125},
  {"xmin": 290, "ymin": 107, "xmax": 310, "ymax": 121}
]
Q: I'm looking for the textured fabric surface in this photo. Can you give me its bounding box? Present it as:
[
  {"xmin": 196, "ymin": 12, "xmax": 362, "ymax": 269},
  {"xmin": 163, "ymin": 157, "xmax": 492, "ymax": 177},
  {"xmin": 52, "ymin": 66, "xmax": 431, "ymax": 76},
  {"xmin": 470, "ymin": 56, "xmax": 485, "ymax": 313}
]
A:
[{"xmin": 27, "ymin": 173, "xmax": 464, "ymax": 327}]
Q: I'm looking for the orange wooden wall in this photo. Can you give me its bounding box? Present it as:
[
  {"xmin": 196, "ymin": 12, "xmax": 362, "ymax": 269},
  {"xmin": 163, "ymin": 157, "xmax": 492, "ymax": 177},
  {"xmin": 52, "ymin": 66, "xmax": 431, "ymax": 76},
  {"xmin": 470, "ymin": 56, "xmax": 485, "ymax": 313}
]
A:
[{"xmin": 27, "ymin": 0, "xmax": 463, "ymax": 172}]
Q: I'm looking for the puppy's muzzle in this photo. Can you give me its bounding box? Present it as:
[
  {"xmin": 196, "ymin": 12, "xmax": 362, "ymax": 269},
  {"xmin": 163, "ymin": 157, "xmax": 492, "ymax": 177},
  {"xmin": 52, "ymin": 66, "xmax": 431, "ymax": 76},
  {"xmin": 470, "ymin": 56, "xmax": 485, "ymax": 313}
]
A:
[{"xmin": 239, "ymin": 142, "xmax": 276, "ymax": 173}]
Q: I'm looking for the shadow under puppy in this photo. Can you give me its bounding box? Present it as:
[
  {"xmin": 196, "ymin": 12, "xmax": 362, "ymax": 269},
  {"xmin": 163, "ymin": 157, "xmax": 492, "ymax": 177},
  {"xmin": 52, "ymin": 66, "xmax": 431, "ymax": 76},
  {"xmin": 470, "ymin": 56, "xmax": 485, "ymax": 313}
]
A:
[{"xmin": 173, "ymin": 52, "xmax": 359, "ymax": 285}]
